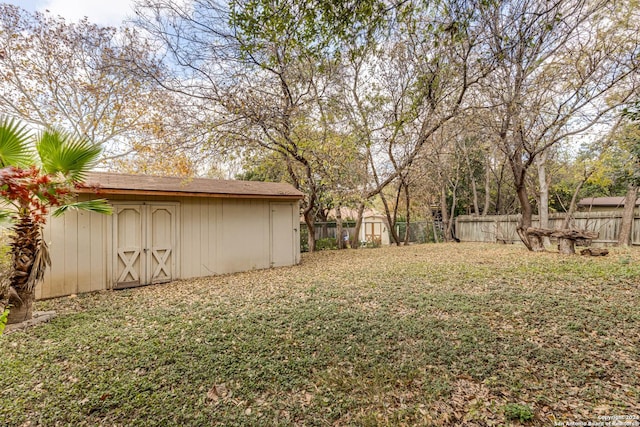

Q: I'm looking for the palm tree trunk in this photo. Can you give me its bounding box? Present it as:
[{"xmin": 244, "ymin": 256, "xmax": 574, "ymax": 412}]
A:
[
  {"xmin": 7, "ymin": 288, "xmax": 34, "ymax": 324},
  {"xmin": 7, "ymin": 215, "xmax": 48, "ymax": 324}
]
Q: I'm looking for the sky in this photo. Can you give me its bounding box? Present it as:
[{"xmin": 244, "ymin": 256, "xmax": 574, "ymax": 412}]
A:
[{"xmin": 5, "ymin": 0, "xmax": 137, "ymax": 27}]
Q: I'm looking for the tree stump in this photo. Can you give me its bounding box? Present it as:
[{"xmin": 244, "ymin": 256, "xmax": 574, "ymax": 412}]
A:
[
  {"xmin": 557, "ymin": 237, "xmax": 575, "ymax": 254},
  {"xmin": 551, "ymin": 229, "xmax": 599, "ymax": 255},
  {"xmin": 524, "ymin": 228, "xmax": 555, "ymax": 252}
]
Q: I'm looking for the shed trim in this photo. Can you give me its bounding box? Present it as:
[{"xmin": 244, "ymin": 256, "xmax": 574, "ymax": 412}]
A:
[
  {"xmin": 75, "ymin": 188, "xmax": 303, "ymax": 200},
  {"xmin": 77, "ymin": 172, "xmax": 305, "ymax": 200}
]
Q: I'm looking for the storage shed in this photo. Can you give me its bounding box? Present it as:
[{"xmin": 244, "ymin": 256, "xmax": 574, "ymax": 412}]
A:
[
  {"xmin": 360, "ymin": 212, "xmax": 391, "ymax": 246},
  {"xmin": 578, "ymin": 196, "xmax": 640, "ymax": 212},
  {"xmin": 36, "ymin": 172, "xmax": 304, "ymax": 299}
]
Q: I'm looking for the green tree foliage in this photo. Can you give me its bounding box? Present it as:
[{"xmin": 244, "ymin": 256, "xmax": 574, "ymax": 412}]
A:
[{"xmin": 230, "ymin": 0, "xmax": 387, "ymax": 60}]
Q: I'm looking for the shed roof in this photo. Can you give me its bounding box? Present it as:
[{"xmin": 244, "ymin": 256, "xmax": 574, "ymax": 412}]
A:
[
  {"xmin": 578, "ymin": 197, "xmax": 640, "ymax": 207},
  {"xmin": 326, "ymin": 207, "xmax": 386, "ymax": 220},
  {"xmin": 76, "ymin": 172, "xmax": 304, "ymax": 200}
]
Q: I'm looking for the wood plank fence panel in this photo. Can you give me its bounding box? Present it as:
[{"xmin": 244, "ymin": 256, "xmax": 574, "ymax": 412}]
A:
[{"xmin": 456, "ymin": 210, "xmax": 640, "ymax": 246}]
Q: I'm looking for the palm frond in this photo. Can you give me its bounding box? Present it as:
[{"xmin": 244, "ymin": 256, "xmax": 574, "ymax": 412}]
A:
[
  {"xmin": 52, "ymin": 199, "xmax": 113, "ymax": 217},
  {"xmin": 0, "ymin": 116, "xmax": 34, "ymax": 168},
  {"xmin": 0, "ymin": 209, "xmax": 16, "ymax": 224},
  {"xmin": 26, "ymin": 233, "xmax": 50, "ymax": 293},
  {"xmin": 36, "ymin": 129, "xmax": 101, "ymax": 181}
]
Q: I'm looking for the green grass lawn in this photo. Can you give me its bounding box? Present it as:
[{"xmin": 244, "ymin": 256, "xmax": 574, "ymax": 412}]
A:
[{"xmin": 1, "ymin": 243, "xmax": 639, "ymax": 426}]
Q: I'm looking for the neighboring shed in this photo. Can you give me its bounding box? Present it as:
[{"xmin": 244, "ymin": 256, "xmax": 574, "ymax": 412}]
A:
[
  {"xmin": 310, "ymin": 208, "xmax": 391, "ymax": 246},
  {"xmin": 36, "ymin": 173, "xmax": 304, "ymax": 299},
  {"xmin": 360, "ymin": 212, "xmax": 391, "ymax": 246},
  {"xmin": 578, "ymin": 196, "xmax": 640, "ymax": 212}
]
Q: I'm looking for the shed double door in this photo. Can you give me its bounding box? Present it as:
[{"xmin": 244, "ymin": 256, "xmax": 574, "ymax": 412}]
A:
[
  {"xmin": 365, "ymin": 222, "xmax": 383, "ymax": 245},
  {"xmin": 113, "ymin": 204, "xmax": 177, "ymax": 289}
]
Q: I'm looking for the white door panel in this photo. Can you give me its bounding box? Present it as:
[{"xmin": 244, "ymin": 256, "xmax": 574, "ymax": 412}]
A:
[{"xmin": 113, "ymin": 203, "xmax": 177, "ymax": 288}]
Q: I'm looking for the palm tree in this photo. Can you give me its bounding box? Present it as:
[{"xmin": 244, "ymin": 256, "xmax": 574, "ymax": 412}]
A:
[{"xmin": 0, "ymin": 116, "xmax": 111, "ymax": 324}]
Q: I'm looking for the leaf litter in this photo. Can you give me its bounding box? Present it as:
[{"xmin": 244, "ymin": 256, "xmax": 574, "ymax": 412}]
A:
[{"xmin": 2, "ymin": 243, "xmax": 639, "ymax": 426}]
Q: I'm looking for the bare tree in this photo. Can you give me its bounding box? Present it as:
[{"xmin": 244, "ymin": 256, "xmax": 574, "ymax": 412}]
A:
[
  {"xmin": 479, "ymin": 0, "xmax": 640, "ymax": 251},
  {"xmin": 618, "ymin": 103, "xmax": 640, "ymax": 246},
  {"xmin": 339, "ymin": 0, "xmax": 490, "ymax": 246},
  {"xmin": 0, "ymin": 5, "xmax": 165, "ymax": 161}
]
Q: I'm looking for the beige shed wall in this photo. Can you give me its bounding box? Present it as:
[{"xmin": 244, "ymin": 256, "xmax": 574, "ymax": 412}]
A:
[
  {"xmin": 38, "ymin": 207, "xmax": 108, "ymax": 299},
  {"xmin": 36, "ymin": 194, "xmax": 300, "ymax": 299}
]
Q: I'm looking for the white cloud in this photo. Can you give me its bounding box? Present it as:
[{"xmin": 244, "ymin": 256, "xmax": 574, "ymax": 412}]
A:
[{"xmin": 38, "ymin": 0, "xmax": 136, "ymax": 27}]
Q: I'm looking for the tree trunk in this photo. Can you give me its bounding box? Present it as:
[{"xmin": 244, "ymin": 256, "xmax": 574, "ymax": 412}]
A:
[
  {"xmin": 470, "ymin": 175, "xmax": 480, "ymax": 216},
  {"xmin": 466, "ymin": 154, "xmax": 480, "ymax": 216},
  {"xmin": 491, "ymin": 158, "xmax": 507, "ymax": 214},
  {"xmin": 536, "ymin": 150, "xmax": 551, "ymax": 248},
  {"xmin": 515, "ymin": 182, "xmax": 544, "ymax": 251},
  {"xmin": 7, "ymin": 215, "xmax": 48, "ymax": 323},
  {"xmin": 482, "ymin": 154, "xmax": 492, "ymax": 216},
  {"xmin": 351, "ymin": 203, "xmax": 365, "ymax": 249},
  {"xmin": 304, "ymin": 211, "xmax": 316, "ymax": 252},
  {"xmin": 495, "ymin": 167, "xmax": 503, "ymax": 215},
  {"xmin": 440, "ymin": 186, "xmax": 451, "ymax": 241},
  {"xmin": 508, "ymin": 137, "xmax": 543, "ymax": 252},
  {"xmin": 381, "ymin": 186, "xmax": 401, "ymax": 246},
  {"xmin": 6, "ymin": 288, "xmax": 34, "ymax": 324},
  {"xmin": 447, "ymin": 184, "xmax": 457, "ymax": 241},
  {"xmin": 561, "ymin": 175, "xmax": 590, "ymax": 229},
  {"xmin": 336, "ymin": 205, "xmax": 344, "ymax": 249},
  {"xmin": 617, "ymin": 184, "xmax": 637, "ymax": 247},
  {"xmin": 403, "ymin": 182, "xmax": 411, "ymax": 245}
]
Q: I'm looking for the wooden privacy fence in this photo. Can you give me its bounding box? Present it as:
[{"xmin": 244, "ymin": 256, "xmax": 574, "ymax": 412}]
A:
[{"xmin": 456, "ymin": 211, "xmax": 640, "ymax": 246}]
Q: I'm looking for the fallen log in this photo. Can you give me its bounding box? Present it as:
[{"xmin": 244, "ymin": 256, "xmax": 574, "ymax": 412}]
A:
[
  {"xmin": 525, "ymin": 227, "xmax": 555, "ymax": 237},
  {"xmin": 526, "ymin": 227, "xmax": 599, "ymax": 255},
  {"xmin": 580, "ymin": 248, "xmax": 609, "ymax": 256},
  {"xmin": 550, "ymin": 229, "xmax": 599, "ymax": 240}
]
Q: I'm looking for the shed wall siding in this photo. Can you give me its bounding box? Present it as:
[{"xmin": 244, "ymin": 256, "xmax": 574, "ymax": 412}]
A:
[
  {"xmin": 37, "ymin": 209, "xmax": 109, "ymax": 299},
  {"xmin": 218, "ymin": 199, "xmax": 271, "ymax": 274},
  {"xmin": 36, "ymin": 194, "xmax": 299, "ymax": 299}
]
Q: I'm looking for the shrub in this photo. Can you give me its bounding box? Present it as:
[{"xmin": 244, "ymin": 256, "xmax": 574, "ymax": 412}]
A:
[
  {"xmin": 300, "ymin": 226, "xmax": 309, "ymax": 253},
  {"xmin": 316, "ymin": 238, "xmax": 338, "ymax": 250}
]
